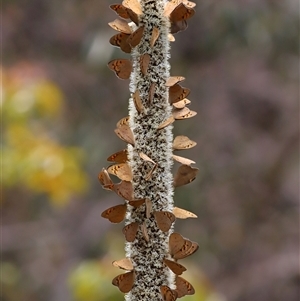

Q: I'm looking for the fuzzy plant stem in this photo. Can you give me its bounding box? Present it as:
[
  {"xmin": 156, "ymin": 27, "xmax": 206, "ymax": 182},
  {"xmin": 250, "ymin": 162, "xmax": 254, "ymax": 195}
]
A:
[
  {"xmin": 101, "ymin": 0, "xmax": 198, "ymax": 300},
  {"xmin": 126, "ymin": 0, "xmax": 174, "ymax": 300}
]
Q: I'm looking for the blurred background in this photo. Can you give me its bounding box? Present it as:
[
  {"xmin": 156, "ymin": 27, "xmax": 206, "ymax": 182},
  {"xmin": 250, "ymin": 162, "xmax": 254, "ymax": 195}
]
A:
[{"xmin": 2, "ymin": 0, "xmax": 299, "ymax": 300}]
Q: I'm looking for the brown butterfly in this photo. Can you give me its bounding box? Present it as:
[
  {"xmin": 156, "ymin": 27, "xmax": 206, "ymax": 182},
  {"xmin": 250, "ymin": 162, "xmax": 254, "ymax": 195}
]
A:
[
  {"xmin": 108, "ymin": 19, "xmax": 132, "ymax": 34},
  {"xmin": 108, "ymin": 59, "xmax": 132, "ymax": 80},
  {"xmin": 175, "ymin": 276, "xmax": 195, "ymax": 297},
  {"xmin": 122, "ymin": 0, "xmax": 142, "ymax": 15},
  {"xmin": 172, "ymin": 154, "xmax": 195, "ymax": 166},
  {"xmin": 109, "ymin": 32, "xmax": 131, "ymax": 53},
  {"xmin": 164, "ymin": 258, "xmax": 187, "ymax": 275},
  {"xmin": 101, "ymin": 204, "xmax": 127, "ymax": 223},
  {"xmin": 116, "ymin": 116, "xmax": 130, "ymax": 128},
  {"xmin": 173, "ymin": 207, "xmax": 197, "ymax": 219},
  {"xmin": 172, "ymin": 107, "xmax": 190, "ymax": 119},
  {"xmin": 127, "ymin": 26, "xmax": 144, "ymax": 47},
  {"xmin": 107, "ymin": 163, "xmax": 133, "ymax": 181},
  {"xmin": 166, "ymin": 76, "xmax": 185, "ymax": 87},
  {"xmin": 139, "ymin": 152, "xmax": 155, "ymax": 164},
  {"xmin": 112, "ymin": 258, "xmax": 133, "ymax": 271},
  {"xmin": 172, "ymin": 98, "xmax": 191, "ymax": 109},
  {"xmin": 139, "ymin": 152, "xmax": 157, "ymax": 180},
  {"xmin": 148, "ymin": 83, "xmax": 156, "ymax": 105},
  {"xmin": 173, "ymin": 165, "xmax": 199, "ymax": 187},
  {"xmin": 98, "ymin": 168, "xmax": 114, "ymax": 190},
  {"xmin": 160, "ymin": 285, "xmax": 178, "ymax": 301},
  {"xmin": 169, "ymin": 84, "xmax": 190, "ymax": 104},
  {"xmin": 164, "ymin": 1, "xmax": 196, "ymax": 16},
  {"xmin": 173, "ymin": 239, "xmax": 199, "ymax": 260},
  {"xmin": 107, "ymin": 149, "xmax": 128, "ymax": 164},
  {"xmin": 140, "ymin": 53, "xmax": 150, "ymax": 76},
  {"xmin": 154, "ymin": 211, "xmax": 175, "ymax": 232},
  {"xmin": 112, "ymin": 271, "xmax": 135, "ymax": 293},
  {"xmin": 110, "ymin": 4, "xmax": 130, "ymax": 19},
  {"xmin": 150, "ymin": 27, "xmax": 160, "ymax": 48},
  {"xmin": 173, "ymin": 135, "xmax": 196, "ymax": 150},
  {"xmin": 128, "ymin": 198, "xmax": 146, "ymax": 207},
  {"xmin": 170, "ymin": 3, "xmax": 195, "ymax": 23},
  {"xmin": 114, "ymin": 125, "xmax": 135, "ymax": 146},
  {"xmin": 141, "ymin": 221, "xmax": 150, "ymax": 242},
  {"xmin": 169, "ymin": 232, "xmax": 185, "ymax": 256},
  {"xmin": 145, "ymin": 198, "xmax": 152, "ymax": 219},
  {"xmin": 173, "ymin": 109, "xmax": 197, "ymax": 120},
  {"xmin": 113, "ymin": 180, "xmax": 133, "ymax": 201},
  {"xmin": 122, "ymin": 222, "xmax": 139, "ymax": 242},
  {"xmin": 126, "ymin": 8, "xmax": 139, "ymax": 25},
  {"xmin": 170, "ymin": 20, "xmax": 188, "ymax": 34},
  {"xmin": 157, "ymin": 116, "xmax": 175, "ymax": 130},
  {"xmin": 132, "ymin": 90, "xmax": 144, "ymax": 113}
]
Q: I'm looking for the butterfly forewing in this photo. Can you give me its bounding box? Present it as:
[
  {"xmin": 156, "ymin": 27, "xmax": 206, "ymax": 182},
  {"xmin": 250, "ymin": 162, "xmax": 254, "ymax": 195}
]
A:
[
  {"xmin": 145, "ymin": 198, "xmax": 152, "ymax": 219},
  {"xmin": 122, "ymin": 222, "xmax": 139, "ymax": 242},
  {"xmin": 173, "ymin": 239, "xmax": 192, "ymax": 260},
  {"xmin": 139, "ymin": 152, "xmax": 155, "ymax": 164},
  {"xmin": 173, "ymin": 154, "xmax": 195, "ymax": 165},
  {"xmin": 108, "ymin": 19, "xmax": 132, "ymax": 34},
  {"xmin": 173, "ymin": 98, "xmax": 191, "ymax": 109},
  {"xmin": 174, "ymin": 165, "xmax": 199, "ymax": 187},
  {"xmin": 133, "ymin": 90, "xmax": 144, "ymax": 113},
  {"xmin": 128, "ymin": 198, "xmax": 146, "ymax": 207},
  {"xmin": 108, "ymin": 59, "xmax": 132, "ymax": 80},
  {"xmin": 127, "ymin": 26, "xmax": 144, "ymax": 47},
  {"xmin": 110, "ymin": 4, "xmax": 130, "ymax": 19},
  {"xmin": 166, "ymin": 76, "xmax": 185, "ymax": 87},
  {"xmin": 116, "ymin": 116, "xmax": 130, "ymax": 128},
  {"xmin": 175, "ymin": 276, "xmax": 195, "ymax": 298},
  {"xmin": 160, "ymin": 285, "xmax": 178, "ymax": 301},
  {"xmin": 107, "ymin": 149, "xmax": 128, "ymax": 163},
  {"xmin": 148, "ymin": 83, "xmax": 156, "ymax": 105},
  {"xmin": 169, "ymin": 232, "xmax": 185, "ymax": 256},
  {"xmin": 112, "ymin": 271, "xmax": 135, "ymax": 293},
  {"xmin": 140, "ymin": 53, "xmax": 150, "ymax": 76},
  {"xmin": 170, "ymin": 19, "xmax": 188, "ymax": 34},
  {"xmin": 98, "ymin": 168, "xmax": 114, "ymax": 188},
  {"xmin": 109, "ymin": 33, "xmax": 131, "ymax": 53},
  {"xmin": 157, "ymin": 116, "xmax": 175, "ymax": 130},
  {"xmin": 175, "ymin": 109, "xmax": 197, "ymax": 120},
  {"xmin": 107, "ymin": 163, "xmax": 133, "ymax": 181},
  {"xmin": 122, "ymin": 0, "xmax": 142, "ymax": 15},
  {"xmin": 114, "ymin": 125, "xmax": 135, "ymax": 146},
  {"xmin": 150, "ymin": 27, "xmax": 160, "ymax": 48},
  {"xmin": 170, "ymin": 3, "xmax": 195, "ymax": 22},
  {"xmin": 169, "ymin": 84, "xmax": 190, "ymax": 104},
  {"xmin": 154, "ymin": 211, "xmax": 175, "ymax": 232},
  {"xmin": 173, "ymin": 207, "xmax": 198, "ymax": 219},
  {"xmin": 141, "ymin": 222, "xmax": 150, "ymax": 242},
  {"xmin": 126, "ymin": 8, "xmax": 139, "ymax": 24},
  {"xmin": 164, "ymin": 259, "xmax": 187, "ymax": 275},
  {"xmin": 112, "ymin": 258, "xmax": 133, "ymax": 271},
  {"xmin": 101, "ymin": 204, "xmax": 127, "ymax": 223},
  {"xmin": 113, "ymin": 180, "xmax": 133, "ymax": 201},
  {"xmin": 173, "ymin": 135, "xmax": 196, "ymax": 150}
]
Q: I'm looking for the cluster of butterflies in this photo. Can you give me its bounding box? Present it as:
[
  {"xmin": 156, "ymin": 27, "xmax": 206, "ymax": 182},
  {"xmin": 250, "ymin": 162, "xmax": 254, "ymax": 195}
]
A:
[
  {"xmin": 107, "ymin": 0, "xmax": 196, "ymax": 80},
  {"xmin": 101, "ymin": 0, "xmax": 197, "ymax": 300}
]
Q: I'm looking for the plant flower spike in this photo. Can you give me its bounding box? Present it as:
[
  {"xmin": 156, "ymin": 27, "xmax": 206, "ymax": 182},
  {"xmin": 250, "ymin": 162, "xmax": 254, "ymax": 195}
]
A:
[{"xmin": 99, "ymin": 0, "xmax": 199, "ymax": 300}]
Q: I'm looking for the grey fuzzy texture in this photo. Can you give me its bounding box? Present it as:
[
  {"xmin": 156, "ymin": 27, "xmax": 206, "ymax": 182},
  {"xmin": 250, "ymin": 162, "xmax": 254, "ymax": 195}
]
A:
[{"xmin": 126, "ymin": 0, "xmax": 175, "ymax": 300}]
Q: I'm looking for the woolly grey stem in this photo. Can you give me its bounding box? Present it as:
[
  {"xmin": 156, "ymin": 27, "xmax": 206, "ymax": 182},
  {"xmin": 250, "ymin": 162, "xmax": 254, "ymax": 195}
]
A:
[{"xmin": 126, "ymin": 0, "xmax": 174, "ymax": 300}]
